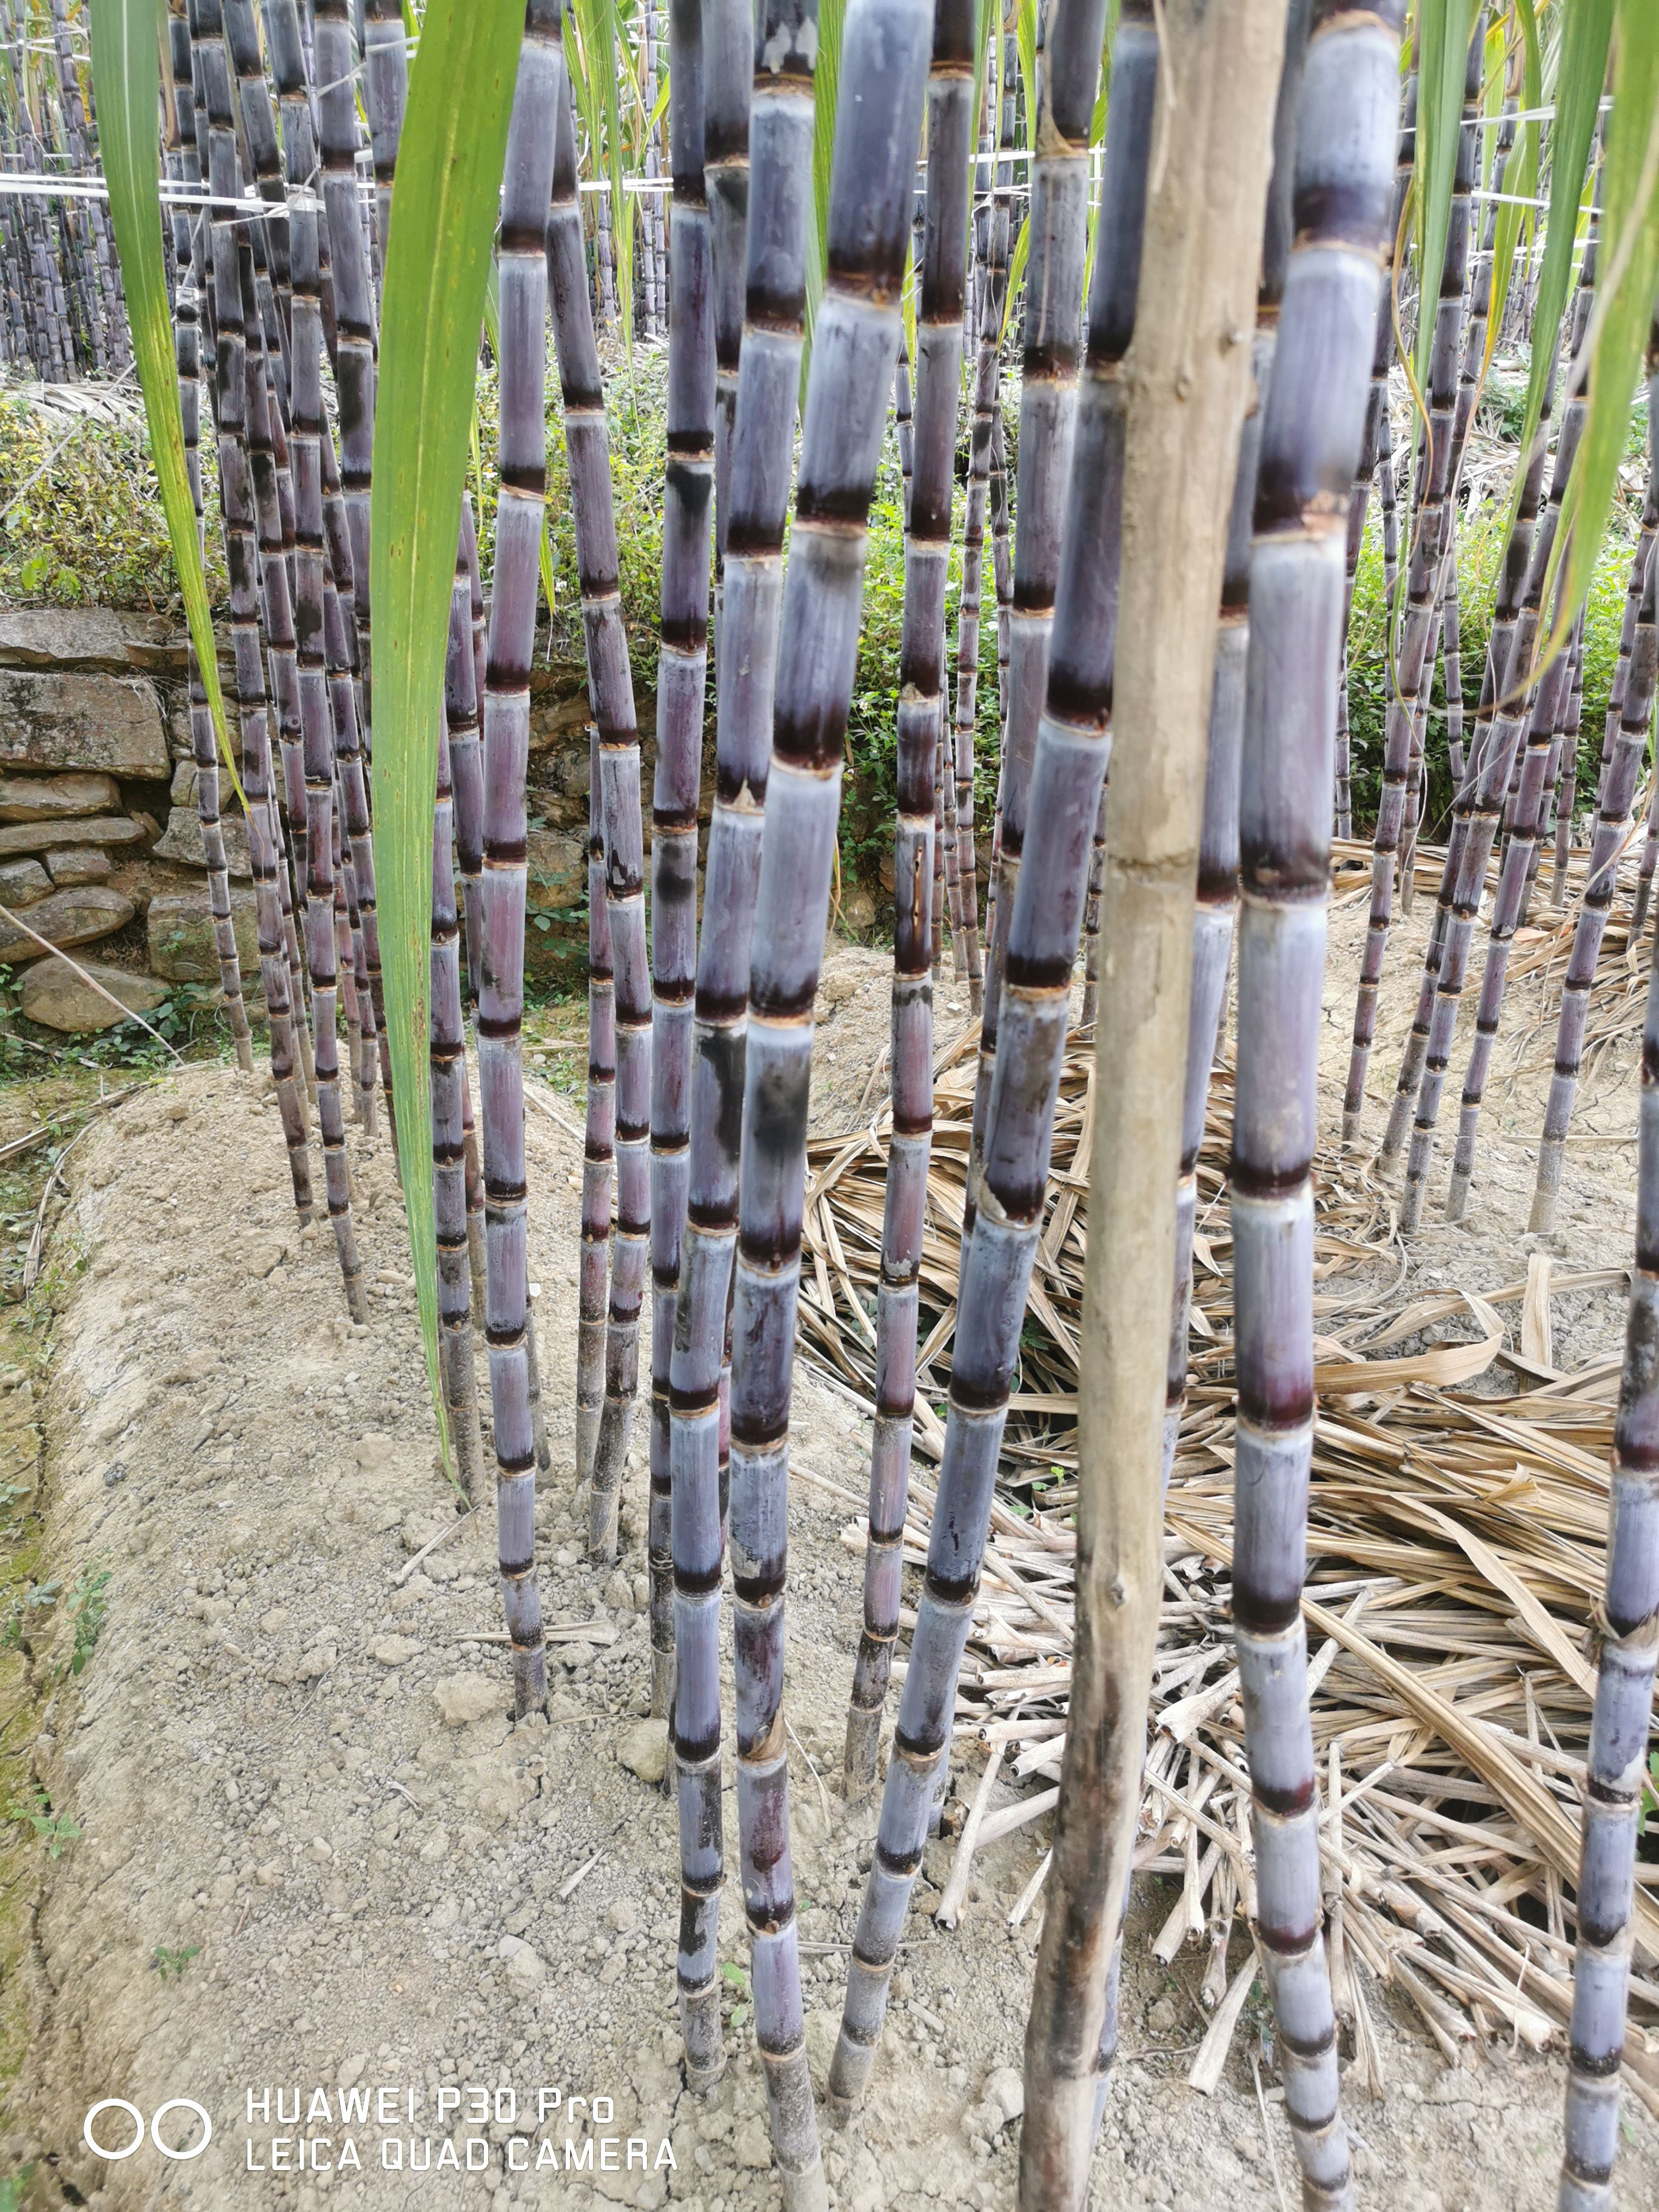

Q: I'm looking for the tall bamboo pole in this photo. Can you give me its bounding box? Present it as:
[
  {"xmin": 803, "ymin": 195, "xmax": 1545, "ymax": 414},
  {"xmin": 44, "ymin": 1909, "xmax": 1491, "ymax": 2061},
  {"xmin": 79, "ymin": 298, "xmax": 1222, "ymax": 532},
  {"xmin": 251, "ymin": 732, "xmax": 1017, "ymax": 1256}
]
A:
[
  {"xmin": 828, "ymin": 0, "xmax": 1109, "ymax": 2117},
  {"xmin": 841, "ymin": 0, "xmax": 974, "ymax": 1799},
  {"xmin": 1017, "ymin": 5, "xmax": 1286, "ymax": 2196},
  {"xmin": 1229, "ymin": 5, "xmax": 1403, "ymax": 2201},
  {"xmin": 728, "ymin": 0, "xmax": 930, "ymax": 2190},
  {"xmin": 668, "ymin": 0, "xmax": 817, "ymax": 2090}
]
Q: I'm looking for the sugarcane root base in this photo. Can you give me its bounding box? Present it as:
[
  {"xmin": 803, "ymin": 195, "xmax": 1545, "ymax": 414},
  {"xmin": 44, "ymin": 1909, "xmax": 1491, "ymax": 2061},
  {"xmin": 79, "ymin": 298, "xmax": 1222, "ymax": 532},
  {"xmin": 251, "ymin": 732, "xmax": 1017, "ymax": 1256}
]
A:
[
  {"xmin": 678, "ymin": 1983, "xmax": 725, "ymax": 2094},
  {"xmin": 842, "ymin": 1703, "xmax": 882, "ymax": 1798},
  {"xmin": 574, "ymin": 1401, "xmax": 602, "ymax": 1490}
]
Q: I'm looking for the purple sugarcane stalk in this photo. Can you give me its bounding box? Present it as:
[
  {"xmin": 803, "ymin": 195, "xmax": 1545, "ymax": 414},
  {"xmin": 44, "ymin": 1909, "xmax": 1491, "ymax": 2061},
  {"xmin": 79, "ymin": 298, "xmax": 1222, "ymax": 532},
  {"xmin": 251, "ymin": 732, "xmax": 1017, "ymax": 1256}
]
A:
[
  {"xmin": 475, "ymin": 1, "xmax": 563, "ymax": 1718},
  {"xmin": 727, "ymin": 0, "xmax": 931, "ymax": 2189},
  {"xmin": 164, "ymin": 33, "xmax": 255, "ymax": 1081},
  {"xmin": 645, "ymin": 0, "xmax": 719, "ymax": 1708},
  {"xmin": 1078, "ymin": 788, "xmax": 1105, "ymax": 1031},
  {"xmin": 363, "ymin": 0, "xmax": 407, "ymax": 297},
  {"xmin": 242, "ymin": 8, "xmax": 368, "ymax": 1318},
  {"xmin": 1530, "ymin": 361, "xmax": 1659, "ymax": 1237},
  {"xmin": 1342, "ymin": 12, "xmax": 1481, "ymax": 1143},
  {"xmin": 1376, "ymin": 309, "xmax": 1568, "ymax": 1178},
  {"xmin": 840, "ymin": 0, "xmax": 974, "ymax": 1801},
  {"xmin": 313, "ymin": 0, "xmax": 378, "ymax": 728},
  {"xmin": 964, "ymin": 0, "xmax": 1100, "ymax": 1236},
  {"xmin": 580, "ymin": 724, "xmax": 617, "ymax": 1496},
  {"xmin": 189, "ymin": 0, "xmax": 312, "ymax": 1218},
  {"xmin": 705, "ymin": 0, "xmax": 750, "ymax": 621},
  {"xmin": 538, "ymin": 7, "xmax": 651, "ymax": 1565},
  {"xmin": 454, "ymin": 498, "xmax": 488, "ymax": 1003},
  {"xmin": 949, "ymin": 59, "xmax": 1004, "ymax": 1017},
  {"xmin": 1403, "ymin": 641, "xmax": 1573, "ymax": 1231},
  {"xmin": 668, "ymin": 0, "xmax": 816, "ymax": 2093},
  {"xmin": 828, "ymin": 0, "xmax": 1110, "ymax": 2121},
  {"xmin": 1557, "ymin": 829, "xmax": 1659, "ymax": 2212},
  {"xmin": 435, "ymin": 564, "xmax": 488, "ymax": 1501},
  {"xmin": 1228, "ymin": 2, "xmax": 1403, "ymax": 2199},
  {"xmin": 1396, "ymin": 260, "xmax": 1595, "ymax": 1233}
]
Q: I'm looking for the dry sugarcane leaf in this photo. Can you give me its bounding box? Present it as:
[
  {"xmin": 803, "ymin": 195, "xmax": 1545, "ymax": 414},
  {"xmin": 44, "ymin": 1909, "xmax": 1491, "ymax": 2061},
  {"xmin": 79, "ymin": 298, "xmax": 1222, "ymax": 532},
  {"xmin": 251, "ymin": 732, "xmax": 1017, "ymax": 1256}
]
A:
[
  {"xmin": 1313, "ymin": 1294, "xmax": 1505, "ymax": 1396},
  {"xmin": 1522, "ymin": 1250, "xmax": 1556, "ymax": 1373}
]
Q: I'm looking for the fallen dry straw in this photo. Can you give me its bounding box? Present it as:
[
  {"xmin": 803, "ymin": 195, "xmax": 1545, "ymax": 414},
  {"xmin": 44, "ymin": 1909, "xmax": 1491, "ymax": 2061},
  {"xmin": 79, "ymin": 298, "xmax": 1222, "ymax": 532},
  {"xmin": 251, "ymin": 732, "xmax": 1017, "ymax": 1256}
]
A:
[{"xmin": 800, "ymin": 1033, "xmax": 1659, "ymax": 2106}]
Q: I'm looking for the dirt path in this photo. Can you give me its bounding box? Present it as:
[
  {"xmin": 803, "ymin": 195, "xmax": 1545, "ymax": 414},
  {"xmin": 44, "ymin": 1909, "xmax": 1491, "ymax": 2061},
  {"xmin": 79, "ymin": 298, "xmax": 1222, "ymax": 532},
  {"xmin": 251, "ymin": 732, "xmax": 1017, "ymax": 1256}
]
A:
[{"xmin": 0, "ymin": 896, "xmax": 1654, "ymax": 2211}]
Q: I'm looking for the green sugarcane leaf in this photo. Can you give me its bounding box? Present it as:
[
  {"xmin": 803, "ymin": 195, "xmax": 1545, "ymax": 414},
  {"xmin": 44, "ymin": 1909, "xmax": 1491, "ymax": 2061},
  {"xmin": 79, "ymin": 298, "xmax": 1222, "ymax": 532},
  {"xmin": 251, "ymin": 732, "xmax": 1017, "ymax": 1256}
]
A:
[
  {"xmin": 901, "ymin": 237, "xmax": 917, "ymax": 385},
  {"xmin": 1410, "ymin": 0, "xmax": 1481, "ymax": 408},
  {"xmin": 89, "ymin": 0, "xmax": 244, "ymax": 812},
  {"xmin": 1547, "ymin": 0, "xmax": 1659, "ymax": 651},
  {"xmin": 805, "ymin": 0, "xmax": 845, "ymax": 365},
  {"xmin": 484, "ymin": 250, "xmax": 502, "ymax": 355},
  {"xmin": 1014, "ymin": 0, "xmax": 1036, "ymax": 144},
  {"xmin": 1002, "ymin": 207, "xmax": 1028, "ymax": 347},
  {"xmin": 1484, "ymin": 0, "xmax": 1541, "ymax": 376},
  {"xmin": 1506, "ymin": 0, "xmax": 1611, "ymax": 530},
  {"xmin": 602, "ymin": 0, "xmax": 635, "ymax": 365},
  {"xmin": 370, "ymin": 0, "xmax": 523, "ymax": 1466},
  {"xmin": 646, "ymin": 64, "xmax": 671, "ymax": 138}
]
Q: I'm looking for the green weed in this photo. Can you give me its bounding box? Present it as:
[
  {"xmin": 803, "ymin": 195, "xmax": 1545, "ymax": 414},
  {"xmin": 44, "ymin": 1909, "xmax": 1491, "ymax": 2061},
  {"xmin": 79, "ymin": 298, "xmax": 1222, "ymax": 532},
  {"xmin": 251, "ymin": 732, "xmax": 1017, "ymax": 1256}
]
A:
[
  {"xmin": 63, "ymin": 1564, "xmax": 110, "ymax": 1678},
  {"xmin": 7, "ymin": 1785, "xmax": 79, "ymax": 1858}
]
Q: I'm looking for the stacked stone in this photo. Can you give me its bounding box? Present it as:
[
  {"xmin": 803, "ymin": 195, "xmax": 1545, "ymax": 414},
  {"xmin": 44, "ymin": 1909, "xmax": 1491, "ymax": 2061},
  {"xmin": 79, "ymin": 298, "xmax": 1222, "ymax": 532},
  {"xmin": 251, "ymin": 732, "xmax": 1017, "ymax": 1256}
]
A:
[
  {"xmin": 0, "ymin": 610, "xmax": 256, "ymax": 1033},
  {"xmin": 0, "ymin": 611, "xmax": 615, "ymax": 1026}
]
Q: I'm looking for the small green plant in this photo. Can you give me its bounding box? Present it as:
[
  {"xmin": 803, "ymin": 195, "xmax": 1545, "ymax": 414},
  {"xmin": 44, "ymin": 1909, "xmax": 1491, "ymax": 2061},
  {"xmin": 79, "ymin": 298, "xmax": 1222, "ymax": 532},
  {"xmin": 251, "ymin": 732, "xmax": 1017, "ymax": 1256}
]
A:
[
  {"xmin": 63, "ymin": 1564, "xmax": 111, "ymax": 1677},
  {"xmin": 1, "ymin": 1580, "xmax": 58, "ymax": 1651},
  {"xmin": 720, "ymin": 1958, "xmax": 752, "ymax": 2029},
  {"xmin": 7, "ymin": 1785, "xmax": 79, "ymax": 1858},
  {"xmin": 0, "ymin": 2162, "xmax": 36, "ymax": 2212},
  {"xmin": 1638, "ymin": 1749, "xmax": 1659, "ymax": 1836},
  {"xmin": 151, "ymin": 1943, "xmax": 200, "ymax": 1982}
]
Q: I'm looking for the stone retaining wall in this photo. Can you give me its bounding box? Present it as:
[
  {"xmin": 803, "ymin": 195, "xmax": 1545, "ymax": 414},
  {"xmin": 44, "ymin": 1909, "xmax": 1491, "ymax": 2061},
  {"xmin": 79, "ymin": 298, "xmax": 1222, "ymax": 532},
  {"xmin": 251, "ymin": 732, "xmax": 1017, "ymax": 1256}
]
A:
[
  {"xmin": 0, "ymin": 606, "xmax": 920, "ymax": 1034},
  {"xmin": 0, "ymin": 608, "xmax": 611, "ymax": 1032}
]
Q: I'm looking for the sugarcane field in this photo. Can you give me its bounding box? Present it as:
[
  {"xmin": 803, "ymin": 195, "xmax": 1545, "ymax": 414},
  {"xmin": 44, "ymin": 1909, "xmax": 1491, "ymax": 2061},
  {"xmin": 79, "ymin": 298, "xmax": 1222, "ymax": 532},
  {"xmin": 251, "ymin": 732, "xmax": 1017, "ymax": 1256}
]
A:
[{"xmin": 5, "ymin": 0, "xmax": 1659, "ymax": 2206}]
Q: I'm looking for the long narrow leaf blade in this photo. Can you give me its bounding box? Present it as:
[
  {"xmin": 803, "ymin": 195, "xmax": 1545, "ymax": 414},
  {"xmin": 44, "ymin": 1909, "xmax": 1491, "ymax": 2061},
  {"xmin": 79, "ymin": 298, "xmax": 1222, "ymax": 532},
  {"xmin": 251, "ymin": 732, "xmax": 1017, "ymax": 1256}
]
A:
[
  {"xmin": 805, "ymin": 0, "xmax": 845, "ymax": 357},
  {"xmin": 1411, "ymin": 0, "xmax": 1479, "ymax": 405},
  {"xmin": 1508, "ymin": 0, "xmax": 1612, "ymax": 508},
  {"xmin": 89, "ymin": 0, "xmax": 241, "ymax": 806},
  {"xmin": 370, "ymin": 0, "xmax": 521, "ymax": 1445},
  {"xmin": 1484, "ymin": 0, "xmax": 1541, "ymax": 376},
  {"xmin": 1553, "ymin": 0, "xmax": 1659, "ymax": 645}
]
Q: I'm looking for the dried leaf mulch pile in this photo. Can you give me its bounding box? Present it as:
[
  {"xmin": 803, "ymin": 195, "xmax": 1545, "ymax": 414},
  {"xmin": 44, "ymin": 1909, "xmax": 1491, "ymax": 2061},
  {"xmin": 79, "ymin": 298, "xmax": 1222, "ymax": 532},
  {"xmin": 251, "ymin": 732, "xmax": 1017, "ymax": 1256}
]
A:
[{"xmin": 797, "ymin": 1021, "xmax": 1659, "ymax": 2112}]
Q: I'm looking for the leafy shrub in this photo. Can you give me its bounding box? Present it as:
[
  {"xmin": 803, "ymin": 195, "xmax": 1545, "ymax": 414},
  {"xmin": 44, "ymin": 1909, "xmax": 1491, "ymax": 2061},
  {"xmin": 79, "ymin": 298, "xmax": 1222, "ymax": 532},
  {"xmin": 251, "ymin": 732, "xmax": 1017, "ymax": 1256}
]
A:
[{"xmin": 0, "ymin": 389, "xmax": 225, "ymax": 612}]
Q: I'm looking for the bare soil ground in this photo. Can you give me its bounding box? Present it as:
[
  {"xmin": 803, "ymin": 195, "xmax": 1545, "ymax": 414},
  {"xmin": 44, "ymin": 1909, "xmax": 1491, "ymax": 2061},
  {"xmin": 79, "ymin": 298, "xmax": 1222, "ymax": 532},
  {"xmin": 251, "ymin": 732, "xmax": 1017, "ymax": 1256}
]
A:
[{"xmin": 0, "ymin": 882, "xmax": 1655, "ymax": 2212}]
